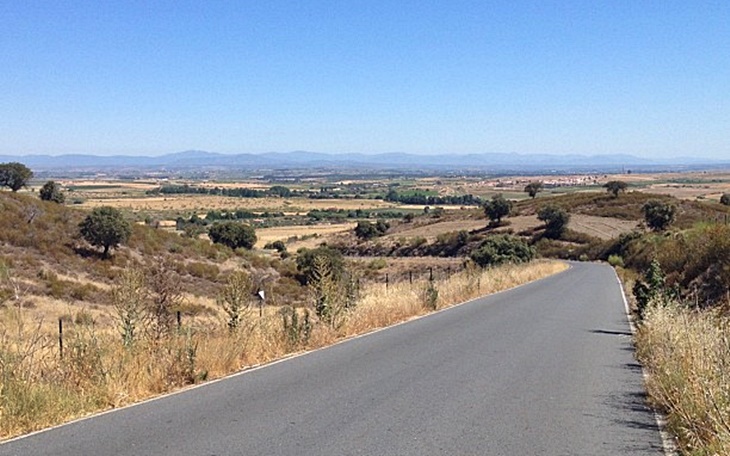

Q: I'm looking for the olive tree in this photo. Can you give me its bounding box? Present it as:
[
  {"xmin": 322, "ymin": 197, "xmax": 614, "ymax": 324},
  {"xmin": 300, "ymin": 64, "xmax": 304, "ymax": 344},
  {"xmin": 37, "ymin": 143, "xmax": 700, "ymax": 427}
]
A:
[
  {"xmin": 483, "ymin": 194, "xmax": 512, "ymax": 225},
  {"xmin": 642, "ymin": 200, "xmax": 676, "ymax": 231},
  {"xmin": 0, "ymin": 162, "xmax": 33, "ymax": 192},
  {"xmin": 537, "ymin": 205, "xmax": 570, "ymax": 239},
  {"xmin": 524, "ymin": 181, "xmax": 543, "ymax": 199},
  {"xmin": 208, "ymin": 221, "xmax": 256, "ymax": 250},
  {"xmin": 604, "ymin": 180, "xmax": 628, "ymax": 198},
  {"xmin": 79, "ymin": 206, "xmax": 132, "ymax": 258}
]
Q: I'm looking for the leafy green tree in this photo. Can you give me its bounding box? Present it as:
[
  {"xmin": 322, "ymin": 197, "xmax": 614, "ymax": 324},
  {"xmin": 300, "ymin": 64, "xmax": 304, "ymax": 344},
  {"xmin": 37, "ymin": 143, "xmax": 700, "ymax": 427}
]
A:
[
  {"xmin": 524, "ymin": 181, "xmax": 543, "ymax": 199},
  {"xmin": 604, "ymin": 180, "xmax": 628, "ymax": 197},
  {"xmin": 0, "ymin": 162, "xmax": 33, "ymax": 192},
  {"xmin": 39, "ymin": 180, "xmax": 65, "ymax": 203},
  {"xmin": 642, "ymin": 200, "xmax": 676, "ymax": 231},
  {"xmin": 720, "ymin": 193, "xmax": 730, "ymax": 206},
  {"xmin": 79, "ymin": 206, "xmax": 132, "ymax": 258},
  {"xmin": 354, "ymin": 221, "xmax": 379, "ymax": 240},
  {"xmin": 208, "ymin": 221, "xmax": 257, "ymax": 250},
  {"xmin": 269, "ymin": 185, "xmax": 292, "ymax": 197},
  {"xmin": 537, "ymin": 205, "xmax": 570, "ymax": 239},
  {"xmin": 469, "ymin": 235, "xmax": 535, "ymax": 267},
  {"xmin": 354, "ymin": 220, "xmax": 389, "ymax": 240},
  {"xmin": 483, "ymin": 194, "xmax": 512, "ymax": 225}
]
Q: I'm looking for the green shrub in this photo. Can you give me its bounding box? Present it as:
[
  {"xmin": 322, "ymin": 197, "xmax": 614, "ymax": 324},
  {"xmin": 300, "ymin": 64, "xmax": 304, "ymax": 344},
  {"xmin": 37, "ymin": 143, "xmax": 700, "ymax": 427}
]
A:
[
  {"xmin": 470, "ymin": 235, "xmax": 535, "ymax": 267},
  {"xmin": 607, "ymin": 254, "xmax": 624, "ymax": 268}
]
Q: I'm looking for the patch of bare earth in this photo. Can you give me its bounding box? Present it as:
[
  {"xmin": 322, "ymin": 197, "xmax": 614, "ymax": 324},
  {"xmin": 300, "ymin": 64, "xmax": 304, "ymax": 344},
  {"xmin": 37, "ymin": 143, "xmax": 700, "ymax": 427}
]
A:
[{"xmin": 568, "ymin": 214, "xmax": 639, "ymax": 239}]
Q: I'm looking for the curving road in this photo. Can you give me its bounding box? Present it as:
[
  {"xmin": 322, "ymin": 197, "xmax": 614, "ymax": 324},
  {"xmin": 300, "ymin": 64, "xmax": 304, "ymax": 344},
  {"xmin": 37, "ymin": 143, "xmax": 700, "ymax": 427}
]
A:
[{"xmin": 0, "ymin": 262, "xmax": 664, "ymax": 455}]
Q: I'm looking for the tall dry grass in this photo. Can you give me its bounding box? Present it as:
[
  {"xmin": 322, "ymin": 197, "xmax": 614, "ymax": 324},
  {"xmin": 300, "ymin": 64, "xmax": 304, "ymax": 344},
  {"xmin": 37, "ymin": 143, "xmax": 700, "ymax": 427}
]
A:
[
  {"xmin": 0, "ymin": 260, "xmax": 566, "ymax": 440},
  {"xmin": 636, "ymin": 302, "xmax": 730, "ymax": 455}
]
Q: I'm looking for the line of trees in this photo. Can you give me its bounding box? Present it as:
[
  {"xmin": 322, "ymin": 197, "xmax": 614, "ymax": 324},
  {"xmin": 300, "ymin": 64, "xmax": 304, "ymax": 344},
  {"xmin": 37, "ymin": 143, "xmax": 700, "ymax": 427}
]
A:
[
  {"xmin": 385, "ymin": 189, "xmax": 481, "ymax": 206},
  {"xmin": 149, "ymin": 184, "xmax": 296, "ymax": 198}
]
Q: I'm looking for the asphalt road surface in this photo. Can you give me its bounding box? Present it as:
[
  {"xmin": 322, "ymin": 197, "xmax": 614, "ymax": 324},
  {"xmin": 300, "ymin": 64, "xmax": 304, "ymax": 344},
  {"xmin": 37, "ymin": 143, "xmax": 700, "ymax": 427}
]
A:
[{"xmin": 0, "ymin": 262, "xmax": 665, "ymax": 455}]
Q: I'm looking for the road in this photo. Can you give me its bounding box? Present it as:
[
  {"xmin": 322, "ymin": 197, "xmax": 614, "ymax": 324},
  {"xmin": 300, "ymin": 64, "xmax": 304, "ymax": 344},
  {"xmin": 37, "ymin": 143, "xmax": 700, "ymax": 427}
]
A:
[{"xmin": 0, "ymin": 262, "xmax": 664, "ymax": 455}]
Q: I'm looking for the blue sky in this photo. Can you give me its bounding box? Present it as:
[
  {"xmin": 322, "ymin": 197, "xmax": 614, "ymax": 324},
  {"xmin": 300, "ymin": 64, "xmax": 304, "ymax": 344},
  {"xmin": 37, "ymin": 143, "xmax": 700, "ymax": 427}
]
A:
[{"xmin": 1, "ymin": 1, "xmax": 729, "ymax": 158}]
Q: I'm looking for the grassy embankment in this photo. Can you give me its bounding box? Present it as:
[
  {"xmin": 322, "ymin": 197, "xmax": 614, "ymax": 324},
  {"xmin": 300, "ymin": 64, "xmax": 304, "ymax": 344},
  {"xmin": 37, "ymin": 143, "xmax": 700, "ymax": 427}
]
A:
[
  {"xmin": 1, "ymin": 259, "xmax": 566, "ymax": 440},
  {"xmin": 617, "ymin": 222, "xmax": 730, "ymax": 455}
]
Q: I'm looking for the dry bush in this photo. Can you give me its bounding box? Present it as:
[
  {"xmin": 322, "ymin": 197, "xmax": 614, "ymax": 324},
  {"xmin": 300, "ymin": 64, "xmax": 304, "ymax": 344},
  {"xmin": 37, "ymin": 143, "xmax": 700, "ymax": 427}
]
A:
[{"xmin": 636, "ymin": 303, "xmax": 730, "ymax": 454}]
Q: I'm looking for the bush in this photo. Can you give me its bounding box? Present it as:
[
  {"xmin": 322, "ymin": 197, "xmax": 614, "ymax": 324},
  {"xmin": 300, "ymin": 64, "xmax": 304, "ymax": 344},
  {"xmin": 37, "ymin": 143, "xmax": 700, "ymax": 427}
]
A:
[
  {"xmin": 39, "ymin": 181, "xmax": 65, "ymax": 203},
  {"xmin": 642, "ymin": 200, "xmax": 676, "ymax": 231},
  {"xmin": 607, "ymin": 254, "xmax": 624, "ymax": 268},
  {"xmin": 720, "ymin": 193, "xmax": 730, "ymax": 206},
  {"xmin": 469, "ymin": 235, "xmax": 535, "ymax": 267},
  {"xmin": 208, "ymin": 221, "xmax": 256, "ymax": 250}
]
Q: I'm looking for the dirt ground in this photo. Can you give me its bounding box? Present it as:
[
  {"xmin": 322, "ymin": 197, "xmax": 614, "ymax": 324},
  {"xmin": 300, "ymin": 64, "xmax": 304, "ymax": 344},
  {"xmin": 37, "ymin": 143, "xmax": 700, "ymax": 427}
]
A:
[{"xmin": 568, "ymin": 214, "xmax": 640, "ymax": 239}]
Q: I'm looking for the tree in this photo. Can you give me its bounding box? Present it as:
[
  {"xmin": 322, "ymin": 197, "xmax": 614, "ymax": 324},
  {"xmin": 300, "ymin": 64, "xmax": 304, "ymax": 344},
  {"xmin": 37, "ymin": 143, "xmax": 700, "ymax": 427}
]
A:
[
  {"xmin": 604, "ymin": 180, "xmax": 628, "ymax": 198},
  {"xmin": 483, "ymin": 194, "xmax": 512, "ymax": 225},
  {"xmin": 524, "ymin": 181, "xmax": 543, "ymax": 199},
  {"xmin": 39, "ymin": 180, "xmax": 65, "ymax": 203},
  {"xmin": 0, "ymin": 162, "xmax": 33, "ymax": 192},
  {"xmin": 469, "ymin": 235, "xmax": 535, "ymax": 267},
  {"xmin": 720, "ymin": 193, "xmax": 730, "ymax": 206},
  {"xmin": 79, "ymin": 206, "xmax": 132, "ymax": 258},
  {"xmin": 537, "ymin": 205, "xmax": 570, "ymax": 239},
  {"xmin": 208, "ymin": 221, "xmax": 257, "ymax": 250},
  {"xmin": 354, "ymin": 220, "xmax": 389, "ymax": 240},
  {"xmin": 296, "ymin": 246, "xmax": 344, "ymax": 285},
  {"xmin": 642, "ymin": 200, "xmax": 676, "ymax": 231}
]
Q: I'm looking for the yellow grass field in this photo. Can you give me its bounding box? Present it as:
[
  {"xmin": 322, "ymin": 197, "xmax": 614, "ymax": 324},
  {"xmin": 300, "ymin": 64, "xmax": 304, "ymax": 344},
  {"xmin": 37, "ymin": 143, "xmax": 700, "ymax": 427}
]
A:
[
  {"xmin": 255, "ymin": 223, "xmax": 357, "ymax": 249},
  {"xmin": 78, "ymin": 195, "xmax": 398, "ymax": 214}
]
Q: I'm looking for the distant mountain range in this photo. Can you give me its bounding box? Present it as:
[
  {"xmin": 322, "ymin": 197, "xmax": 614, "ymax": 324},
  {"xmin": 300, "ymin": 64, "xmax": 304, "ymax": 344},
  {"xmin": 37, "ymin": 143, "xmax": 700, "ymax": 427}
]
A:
[{"xmin": 1, "ymin": 150, "xmax": 727, "ymax": 175}]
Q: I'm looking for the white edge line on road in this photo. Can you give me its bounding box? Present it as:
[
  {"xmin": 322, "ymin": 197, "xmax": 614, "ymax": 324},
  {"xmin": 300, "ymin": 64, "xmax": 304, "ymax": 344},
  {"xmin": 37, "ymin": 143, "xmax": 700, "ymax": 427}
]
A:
[
  {"xmin": 613, "ymin": 267, "xmax": 678, "ymax": 456},
  {"xmin": 2, "ymin": 261, "xmax": 571, "ymax": 446}
]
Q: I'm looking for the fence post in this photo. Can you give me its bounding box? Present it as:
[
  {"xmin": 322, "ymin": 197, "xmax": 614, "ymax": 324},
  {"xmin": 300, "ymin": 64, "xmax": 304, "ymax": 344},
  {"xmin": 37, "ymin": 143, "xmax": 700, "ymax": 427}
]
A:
[
  {"xmin": 58, "ymin": 318, "xmax": 63, "ymax": 360},
  {"xmin": 177, "ymin": 310, "xmax": 181, "ymax": 329},
  {"xmin": 429, "ymin": 267, "xmax": 433, "ymax": 282},
  {"xmin": 385, "ymin": 273, "xmax": 389, "ymax": 289},
  {"xmin": 409, "ymin": 270, "xmax": 413, "ymax": 285}
]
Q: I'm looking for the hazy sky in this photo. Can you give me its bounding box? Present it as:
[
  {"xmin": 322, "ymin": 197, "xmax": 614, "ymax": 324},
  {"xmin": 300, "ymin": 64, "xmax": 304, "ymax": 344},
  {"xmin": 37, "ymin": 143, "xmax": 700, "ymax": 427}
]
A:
[{"xmin": 2, "ymin": 1, "xmax": 729, "ymax": 158}]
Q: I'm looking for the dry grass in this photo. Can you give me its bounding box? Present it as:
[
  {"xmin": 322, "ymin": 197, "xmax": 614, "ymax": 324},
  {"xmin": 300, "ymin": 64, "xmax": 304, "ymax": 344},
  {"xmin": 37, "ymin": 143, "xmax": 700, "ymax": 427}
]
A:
[
  {"xmin": 78, "ymin": 195, "xmax": 397, "ymax": 214},
  {"xmin": 0, "ymin": 260, "xmax": 566, "ymax": 440},
  {"xmin": 636, "ymin": 303, "xmax": 730, "ymax": 455},
  {"xmin": 255, "ymin": 223, "xmax": 356, "ymax": 249}
]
